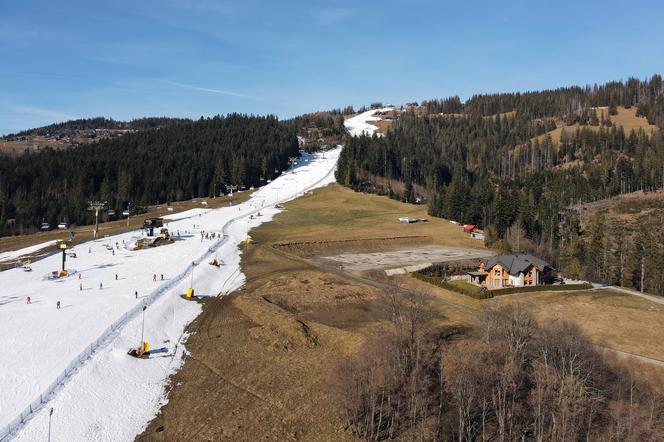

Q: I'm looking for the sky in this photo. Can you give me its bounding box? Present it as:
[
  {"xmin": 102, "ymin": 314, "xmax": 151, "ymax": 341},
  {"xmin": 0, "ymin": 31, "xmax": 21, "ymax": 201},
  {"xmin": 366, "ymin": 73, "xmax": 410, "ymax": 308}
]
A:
[{"xmin": 1, "ymin": 0, "xmax": 663, "ymax": 135}]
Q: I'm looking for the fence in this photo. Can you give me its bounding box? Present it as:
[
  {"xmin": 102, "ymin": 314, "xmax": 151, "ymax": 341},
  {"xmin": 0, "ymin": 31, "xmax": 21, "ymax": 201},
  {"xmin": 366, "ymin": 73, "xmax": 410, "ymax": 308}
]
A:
[
  {"xmin": 1, "ymin": 203, "xmax": 249, "ymax": 440},
  {"xmin": 0, "ymin": 152, "xmax": 337, "ymax": 441}
]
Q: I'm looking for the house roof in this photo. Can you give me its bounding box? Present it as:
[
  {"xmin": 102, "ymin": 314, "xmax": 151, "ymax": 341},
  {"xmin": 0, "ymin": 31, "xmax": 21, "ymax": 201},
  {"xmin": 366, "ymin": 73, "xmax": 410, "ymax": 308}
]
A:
[{"xmin": 483, "ymin": 253, "xmax": 552, "ymax": 275}]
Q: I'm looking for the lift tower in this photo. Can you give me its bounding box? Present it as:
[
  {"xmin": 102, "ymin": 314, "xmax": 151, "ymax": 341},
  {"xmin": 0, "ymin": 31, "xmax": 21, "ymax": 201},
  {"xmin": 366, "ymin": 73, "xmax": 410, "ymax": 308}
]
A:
[{"xmin": 87, "ymin": 201, "xmax": 107, "ymax": 239}]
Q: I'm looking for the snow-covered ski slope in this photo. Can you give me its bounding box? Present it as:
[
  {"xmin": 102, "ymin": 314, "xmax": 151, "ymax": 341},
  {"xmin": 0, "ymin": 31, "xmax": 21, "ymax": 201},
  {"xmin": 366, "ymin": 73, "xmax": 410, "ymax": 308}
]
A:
[
  {"xmin": 1, "ymin": 148, "xmax": 340, "ymax": 441},
  {"xmin": 344, "ymin": 107, "xmax": 393, "ymax": 137}
]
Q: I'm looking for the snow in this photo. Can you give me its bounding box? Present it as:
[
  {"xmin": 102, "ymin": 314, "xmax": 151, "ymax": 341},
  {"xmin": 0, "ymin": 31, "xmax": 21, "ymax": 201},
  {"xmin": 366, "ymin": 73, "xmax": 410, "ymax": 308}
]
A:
[
  {"xmin": 1, "ymin": 148, "xmax": 341, "ymax": 441},
  {"xmin": 344, "ymin": 107, "xmax": 394, "ymax": 137},
  {"xmin": 0, "ymin": 240, "xmax": 59, "ymax": 263}
]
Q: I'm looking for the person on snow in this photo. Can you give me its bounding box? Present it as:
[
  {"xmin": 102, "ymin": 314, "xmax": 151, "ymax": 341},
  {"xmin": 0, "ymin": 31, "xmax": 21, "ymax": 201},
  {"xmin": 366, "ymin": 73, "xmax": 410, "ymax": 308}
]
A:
[
  {"xmin": 80, "ymin": 283, "xmax": 83, "ymax": 291},
  {"xmin": 99, "ymin": 282, "xmax": 103, "ymax": 290},
  {"xmin": 160, "ymin": 274, "xmax": 164, "ymax": 281},
  {"xmin": 56, "ymin": 301, "xmax": 61, "ymax": 309},
  {"xmin": 79, "ymin": 273, "xmax": 82, "ymax": 279},
  {"xmin": 26, "ymin": 296, "xmax": 31, "ymax": 304},
  {"xmin": 115, "ymin": 274, "xmax": 118, "ymax": 281},
  {"xmin": 112, "ymin": 249, "xmax": 115, "ymax": 256},
  {"xmin": 135, "ymin": 291, "xmax": 138, "ymax": 299},
  {"xmin": 153, "ymin": 273, "xmax": 157, "ymax": 282}
]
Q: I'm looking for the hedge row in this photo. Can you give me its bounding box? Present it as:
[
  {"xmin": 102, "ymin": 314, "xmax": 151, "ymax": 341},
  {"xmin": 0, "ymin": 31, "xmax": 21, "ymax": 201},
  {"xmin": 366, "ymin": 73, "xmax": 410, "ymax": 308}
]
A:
[
  {"xmin": 412, "ymin": 271, "xmax": 593, "ymax": 300},
  {"xmin": 490, "ymin": 283, "xmax": 593, "ymax": 296},
  {"xmin": 411, "ymin": 273, "xmax": 493, "ymax": 299}
]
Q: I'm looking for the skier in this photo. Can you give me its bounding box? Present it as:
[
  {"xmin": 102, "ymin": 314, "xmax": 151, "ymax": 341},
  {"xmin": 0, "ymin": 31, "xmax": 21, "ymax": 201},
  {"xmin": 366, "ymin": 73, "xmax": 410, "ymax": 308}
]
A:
[
  {"xmin": 80, "ymin": 283, "xmax": 83, "ymax": 291},
  {"xmin": 160, "ymin": 274, "xmax": 164, "ymax": 281},
  {"xmin": 99, "ymin": 282, "xmax": 103, "ymax": 290},
  {"xmin": 112, "ymin": 249, "xmax": 115, "ymax": 256},
  {"xmin": 135, "ymin": 291, "xmax": 138, "ymax": 299},
  {"xmin": 115, "ymin": 274, "xmax": 118, "ymax": 281},
  {"xmin": 26, "ymin": 296, "xmax": 31, "ymax": 304},
  {"xmin": 56, "ymin": 301, "xmax": 61, "ymax": 309},
  {"xmin": 78, "ymin": 273, "xmax": 82, "ymax": 279},
  {"xmin": 153, "ymin": 273, "xmax": 157, "ymax": 282},
  {"xmin": 88, "ymin": 247, "xmax": 91, "ymax": 254}
]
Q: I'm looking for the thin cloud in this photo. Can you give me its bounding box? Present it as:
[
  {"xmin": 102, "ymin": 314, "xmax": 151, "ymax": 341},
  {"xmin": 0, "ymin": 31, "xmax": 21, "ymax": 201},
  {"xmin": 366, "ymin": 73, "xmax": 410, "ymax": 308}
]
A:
[
  {"xmin": 8, "ymin": 104, "xmax": 76, "ymax": 122},
  {"xmin": 160, "ymin": 80, "xmax": 252, "ymax": 98}
]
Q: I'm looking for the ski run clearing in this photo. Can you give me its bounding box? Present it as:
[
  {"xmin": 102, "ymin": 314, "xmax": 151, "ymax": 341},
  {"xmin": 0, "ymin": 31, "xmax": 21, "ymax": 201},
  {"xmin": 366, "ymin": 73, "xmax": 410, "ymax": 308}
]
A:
[
  {"xmin": 344, "ymin": 107, "xmax": 393, "ymax": 137},
  {"xmin": 0, "ymin": 149, "xmax": 340, "ymax": 441}
]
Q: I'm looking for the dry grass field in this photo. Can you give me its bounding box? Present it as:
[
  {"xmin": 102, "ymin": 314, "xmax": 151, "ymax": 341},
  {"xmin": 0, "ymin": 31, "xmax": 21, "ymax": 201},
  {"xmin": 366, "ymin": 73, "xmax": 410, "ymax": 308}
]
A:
[
  {"xmin": 531, "ymin": 106, "xmax": 657, "ymax": 146},
  {"xmin": 255, "ymin": 184, "xmax": 483, "ymax": 250},
  {"xmin": 138, "ymin": 183, "xmax": 664, "ymax": 440}
]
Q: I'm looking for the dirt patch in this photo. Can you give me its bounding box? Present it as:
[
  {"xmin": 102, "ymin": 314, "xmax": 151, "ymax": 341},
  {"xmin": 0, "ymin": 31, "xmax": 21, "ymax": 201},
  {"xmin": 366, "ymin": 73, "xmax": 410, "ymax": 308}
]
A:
[{"xmin": 316, "ymin": 245, "xmax": 491, "ymax": 272}]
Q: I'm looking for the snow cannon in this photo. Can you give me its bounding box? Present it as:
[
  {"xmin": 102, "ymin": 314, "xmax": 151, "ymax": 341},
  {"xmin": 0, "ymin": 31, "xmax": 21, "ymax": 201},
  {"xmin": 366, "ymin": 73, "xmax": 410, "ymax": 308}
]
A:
[
  {"xmin": 186, "ymin": 287, "xmax": 195, "ymax": 299},
  {"xmin": 128, "ymin": 341, "xmax": 151, "ymax": 358},
  {"xmin": 243, "ymin": 235, "xmax": 254, "ymax": 245},
  {"xmin": 208, "ymin": 257, "xmax": 221, "ymax": 267}
]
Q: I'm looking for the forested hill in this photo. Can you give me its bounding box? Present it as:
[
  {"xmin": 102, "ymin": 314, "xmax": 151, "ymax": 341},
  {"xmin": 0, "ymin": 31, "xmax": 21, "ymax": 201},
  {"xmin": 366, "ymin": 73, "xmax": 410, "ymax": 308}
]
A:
[
  {"xmin": 336, "ymin": 75, "xmax": 664, "ymax": 293},
  {"xmin": 6, "ymin": 117, "xmax": 184, "ymax": 138},
  {"xmin": 0, "ymin": 114, "xmax": 298, "ymax": 235}
]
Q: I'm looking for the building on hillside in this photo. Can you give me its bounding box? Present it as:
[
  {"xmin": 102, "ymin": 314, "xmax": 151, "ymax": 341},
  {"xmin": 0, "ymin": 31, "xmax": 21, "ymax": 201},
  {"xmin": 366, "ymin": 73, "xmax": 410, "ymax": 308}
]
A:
[
  {"xmin": 468, "ymin": 253, "xmax": 553, "ymax": 288},
  {"xmin": 463, "ymin": 224, "xmax": 476, "ymax": 233},
  {"xmin": 470, "ymin": 231, "xmax": 485, "ymax": 240}
]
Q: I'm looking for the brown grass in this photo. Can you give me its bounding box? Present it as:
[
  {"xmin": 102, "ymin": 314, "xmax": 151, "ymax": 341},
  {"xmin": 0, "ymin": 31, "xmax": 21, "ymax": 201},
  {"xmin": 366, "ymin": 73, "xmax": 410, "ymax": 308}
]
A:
[
  {"xmin": 530, "ymin": 106, "xmax": 657, "ymax": 147},
  {"xmin": 138, "ymin": 184, "xmax": 664, "ymax": 440},
  {"xmin": 493, "ymin": 288, "xmax": 664, "ymax": 361},
  {"xmin": 253, "ymin": 183, "xmax": 484, "ymax": 250}
]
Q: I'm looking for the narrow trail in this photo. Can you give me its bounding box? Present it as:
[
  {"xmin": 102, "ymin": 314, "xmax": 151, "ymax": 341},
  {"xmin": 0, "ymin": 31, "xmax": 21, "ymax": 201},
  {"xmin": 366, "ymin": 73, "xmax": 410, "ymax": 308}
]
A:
[{"xmin": 607, "ymin": 285, "xmax": 664, "ymax": 306}]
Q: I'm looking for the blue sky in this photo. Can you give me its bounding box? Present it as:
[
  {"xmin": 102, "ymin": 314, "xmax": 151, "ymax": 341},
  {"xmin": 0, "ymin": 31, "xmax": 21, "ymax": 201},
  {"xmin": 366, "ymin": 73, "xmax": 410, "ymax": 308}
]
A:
[{"xmin": 1, "ymin": 0, "xmax": 663, "ymax": 134}]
